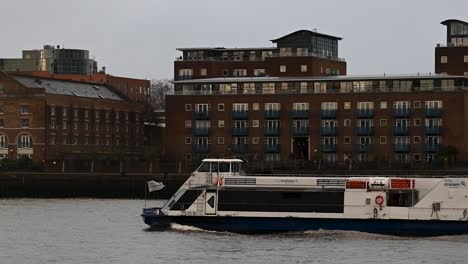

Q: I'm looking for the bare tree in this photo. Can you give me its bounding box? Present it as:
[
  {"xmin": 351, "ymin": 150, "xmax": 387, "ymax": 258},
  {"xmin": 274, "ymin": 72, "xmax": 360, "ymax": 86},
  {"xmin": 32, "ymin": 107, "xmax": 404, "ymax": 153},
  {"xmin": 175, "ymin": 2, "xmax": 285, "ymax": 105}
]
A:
[{"xmin": 149, "ymin": 79, "xmax": 173, "ymax": 110}]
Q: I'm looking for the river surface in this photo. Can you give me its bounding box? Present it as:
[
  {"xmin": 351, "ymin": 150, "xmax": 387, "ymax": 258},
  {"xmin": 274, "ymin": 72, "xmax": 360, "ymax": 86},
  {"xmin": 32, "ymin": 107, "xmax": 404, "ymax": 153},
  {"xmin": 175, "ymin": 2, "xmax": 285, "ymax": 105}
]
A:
[{"xmin": 1, "ymin": 199, "xmax": 468, "ymax": 264}]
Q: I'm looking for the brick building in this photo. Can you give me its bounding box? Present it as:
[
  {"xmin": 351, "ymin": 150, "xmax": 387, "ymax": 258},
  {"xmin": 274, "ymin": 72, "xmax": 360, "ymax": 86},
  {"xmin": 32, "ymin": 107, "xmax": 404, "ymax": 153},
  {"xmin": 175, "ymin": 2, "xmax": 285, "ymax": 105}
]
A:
[
  {"xmin": 435, "ymin": 19, "xmax": 468, "ymax": 76},
  {"xmin": 166, "ymin": 75, "xmax": 468, "ymax": 169},
  {"xmin": 174, "ymin": 30, "xmax": 346, "ymax": 81},
  {"xmin": 0, "ymin": 71, "xmax": 145, "ymax": 172}
]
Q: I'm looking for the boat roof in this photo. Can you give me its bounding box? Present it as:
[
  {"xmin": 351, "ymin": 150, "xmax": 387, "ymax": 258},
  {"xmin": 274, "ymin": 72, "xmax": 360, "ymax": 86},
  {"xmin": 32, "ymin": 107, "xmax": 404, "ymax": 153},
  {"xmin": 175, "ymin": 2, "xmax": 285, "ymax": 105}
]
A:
[{"xmin": 202, "ymin": 158, "xmax": 243, "ymax": 163}]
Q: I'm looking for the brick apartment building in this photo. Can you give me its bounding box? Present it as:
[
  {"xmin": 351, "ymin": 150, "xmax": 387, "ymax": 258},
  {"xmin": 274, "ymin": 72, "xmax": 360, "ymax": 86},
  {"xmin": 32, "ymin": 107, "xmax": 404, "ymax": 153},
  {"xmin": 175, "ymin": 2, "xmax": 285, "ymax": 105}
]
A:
[
  {"xmin": 435, "ymin": 19, "xmax": 468, "ymax": 76},
  {"xmin": 0, "ymin": 71, "xmax": 145, "ymax": 172},
  {"xmin": 166, "ymin": 75, "xmax": 468, "ymax": 169},
  {"xmin": 174, "ymin": 30, "xmax": 346, "ymax": 81}
]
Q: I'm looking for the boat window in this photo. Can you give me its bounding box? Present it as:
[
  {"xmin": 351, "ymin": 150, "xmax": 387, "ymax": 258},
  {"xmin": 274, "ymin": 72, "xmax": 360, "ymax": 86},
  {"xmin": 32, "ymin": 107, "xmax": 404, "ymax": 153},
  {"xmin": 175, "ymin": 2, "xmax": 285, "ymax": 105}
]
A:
[
  {"xmin": 212, "ymin": 162, "xmax": 218, "ymax": 173},
  {"xmin": 219, "ymin": 162, "xmax": 230, "ymax": 173},
  {"xmin": 197, "ymin": 162, "xmax": 210, "ymax": 172},
  {"xmin": 232, "ymin": 162, "xmax": 240, "ymax": 173}
]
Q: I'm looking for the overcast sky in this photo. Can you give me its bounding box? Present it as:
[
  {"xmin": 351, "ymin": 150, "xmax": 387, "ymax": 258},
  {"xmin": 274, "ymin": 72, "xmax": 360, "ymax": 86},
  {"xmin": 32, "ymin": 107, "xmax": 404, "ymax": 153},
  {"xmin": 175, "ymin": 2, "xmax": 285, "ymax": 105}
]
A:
[{"xmin": 1, "ymin": 0, "xmax": 467, "ymax": 80}]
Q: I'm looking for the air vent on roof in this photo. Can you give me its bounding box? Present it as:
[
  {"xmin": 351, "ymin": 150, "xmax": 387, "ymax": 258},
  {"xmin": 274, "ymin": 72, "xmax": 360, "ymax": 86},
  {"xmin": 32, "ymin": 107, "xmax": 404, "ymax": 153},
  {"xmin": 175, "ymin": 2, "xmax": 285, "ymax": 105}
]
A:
[
  {"xmin": 34, "ymin": 79, "xmax": 42, "ymax": 84},
  {"xmin": 98, "ymin": 94, "xmax": 104, "ymax": 99},
  {"xmin": 92, "ymin": 85, "xmax": 100, "ymax": 90},
  {"xmin": 71, "ymin": 91, "xmax": 79, "ymax": 96}
]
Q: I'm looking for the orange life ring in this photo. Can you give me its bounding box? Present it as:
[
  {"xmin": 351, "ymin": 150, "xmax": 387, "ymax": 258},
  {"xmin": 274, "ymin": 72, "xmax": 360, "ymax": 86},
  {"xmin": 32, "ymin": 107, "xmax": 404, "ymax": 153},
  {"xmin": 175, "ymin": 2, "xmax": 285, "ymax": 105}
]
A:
[{"xmin": 375, "ymin": 195, "xmax": 384, "ymax": 206}]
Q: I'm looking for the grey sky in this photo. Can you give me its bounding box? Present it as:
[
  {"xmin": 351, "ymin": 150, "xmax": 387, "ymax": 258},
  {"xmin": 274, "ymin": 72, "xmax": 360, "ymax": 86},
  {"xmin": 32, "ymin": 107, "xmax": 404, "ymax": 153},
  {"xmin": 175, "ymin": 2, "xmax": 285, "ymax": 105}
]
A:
[{"xmin": 1, "ymin": 0, "xmax": 467, "ymax": 80}]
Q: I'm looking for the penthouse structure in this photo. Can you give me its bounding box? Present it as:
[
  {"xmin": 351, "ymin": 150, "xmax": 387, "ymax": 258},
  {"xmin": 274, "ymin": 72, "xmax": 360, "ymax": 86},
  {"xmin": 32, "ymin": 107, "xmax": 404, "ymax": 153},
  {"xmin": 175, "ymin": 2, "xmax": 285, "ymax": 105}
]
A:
[
  {"xmin": 175, "ymin": 30, "xmax": 346, "ymax": 80},
  {"xmin": 166, "ymin": 75, "xmax": 468, "ymax": 168},
  {"xmin": 0, "ymin": 71, "xmax": 145, "ymax": 172},
  {"xmin": 435, "ymin": 19, "xmax": 468, "ymax": 76}
]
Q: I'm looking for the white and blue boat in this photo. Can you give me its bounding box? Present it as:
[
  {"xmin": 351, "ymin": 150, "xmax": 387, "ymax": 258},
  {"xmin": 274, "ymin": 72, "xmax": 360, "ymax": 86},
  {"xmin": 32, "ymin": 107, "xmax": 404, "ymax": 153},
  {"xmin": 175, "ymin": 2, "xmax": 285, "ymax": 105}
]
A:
[{"xmin": 142, "ymin": 158, "xmax": 468, "ymax": 236}]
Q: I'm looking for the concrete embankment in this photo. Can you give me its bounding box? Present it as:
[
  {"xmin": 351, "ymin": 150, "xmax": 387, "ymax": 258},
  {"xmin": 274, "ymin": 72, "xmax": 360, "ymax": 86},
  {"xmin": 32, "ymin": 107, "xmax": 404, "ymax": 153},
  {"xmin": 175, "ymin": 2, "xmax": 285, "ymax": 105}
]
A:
[{"xmin": 0, "ymin": 172, "xmax": 189, "ymax": 199}]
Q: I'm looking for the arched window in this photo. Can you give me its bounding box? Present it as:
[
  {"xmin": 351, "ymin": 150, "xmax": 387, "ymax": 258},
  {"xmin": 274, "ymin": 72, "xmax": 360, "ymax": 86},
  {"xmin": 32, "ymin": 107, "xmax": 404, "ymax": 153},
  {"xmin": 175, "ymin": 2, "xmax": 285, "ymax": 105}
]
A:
[
  {"xmin": 0, "ymin": 134, "xmax": 7, "ymax": 148},
  {"xmin": 17, "ymin": 134, "xmax": 32, "ymax": 148}
]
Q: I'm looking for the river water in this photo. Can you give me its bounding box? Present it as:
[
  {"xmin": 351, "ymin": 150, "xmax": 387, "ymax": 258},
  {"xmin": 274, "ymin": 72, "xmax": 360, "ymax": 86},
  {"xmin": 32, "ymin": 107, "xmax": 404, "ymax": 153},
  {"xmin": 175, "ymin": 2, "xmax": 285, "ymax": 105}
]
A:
[{"xmin": 1, "ymin": 199, "xmax": 468, "ymax": 264}]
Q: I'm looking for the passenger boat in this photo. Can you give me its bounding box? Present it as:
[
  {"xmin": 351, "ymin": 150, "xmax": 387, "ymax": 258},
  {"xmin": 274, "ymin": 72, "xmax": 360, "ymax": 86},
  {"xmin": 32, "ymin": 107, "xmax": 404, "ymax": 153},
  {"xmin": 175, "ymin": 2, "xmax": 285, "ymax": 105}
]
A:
[{"xmin": 141, "ymin": 158, "xmax": 468, "ymax": 236}]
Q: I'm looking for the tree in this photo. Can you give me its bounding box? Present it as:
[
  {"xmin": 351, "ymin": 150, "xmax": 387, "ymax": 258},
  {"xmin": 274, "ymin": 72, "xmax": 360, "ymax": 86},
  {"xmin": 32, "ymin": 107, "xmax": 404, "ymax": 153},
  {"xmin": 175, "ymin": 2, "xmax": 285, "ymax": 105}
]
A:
[{"xmin": 149, "ymin": 79, "xmax": 173, "ymax": 110}]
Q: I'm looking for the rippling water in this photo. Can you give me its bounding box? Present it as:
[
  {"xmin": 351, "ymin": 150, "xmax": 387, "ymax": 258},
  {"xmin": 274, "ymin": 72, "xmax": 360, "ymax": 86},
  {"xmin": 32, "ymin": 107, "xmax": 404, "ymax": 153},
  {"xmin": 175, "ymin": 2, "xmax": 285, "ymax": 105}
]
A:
[{"xmin": 1, "ymin": 199, "xmax": 468, "ymax": 264}]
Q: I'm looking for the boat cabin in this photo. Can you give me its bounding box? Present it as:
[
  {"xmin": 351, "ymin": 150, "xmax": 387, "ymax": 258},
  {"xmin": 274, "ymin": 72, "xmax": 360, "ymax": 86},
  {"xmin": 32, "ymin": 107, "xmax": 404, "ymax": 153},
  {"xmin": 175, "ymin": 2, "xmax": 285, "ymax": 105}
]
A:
[{"xmin": 195, "ymin": 158, "xmax": 244, "ymax": 177}]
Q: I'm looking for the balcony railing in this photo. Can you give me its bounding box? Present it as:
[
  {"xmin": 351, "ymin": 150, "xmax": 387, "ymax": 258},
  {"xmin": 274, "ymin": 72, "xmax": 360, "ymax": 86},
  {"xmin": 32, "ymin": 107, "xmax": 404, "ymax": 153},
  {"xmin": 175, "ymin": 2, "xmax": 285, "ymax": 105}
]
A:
[
  {"xmin": 231, "ymin": 127, "xmax": 248, "ymax": 136},
  {"xmin": 356, "ymin": 143, "xmax": 373, "ymax": 153},
  {"xmin": 321, "ymin": 144, "xmax": 337, "ymax": 153},
  {"xmin": 425, "ymin": 108, "xmax": 443, "ymax": 117},
  {"xmin": 175, "ymin": 75, "xmax": 193, "ymax": 81},
  {"xmin": 392, "ymin": 108, "xmax": 411, "ymax": 118},
  {"xmin": 192, "ymin": 111, "xmax": 210, "ymax": 119},
  {"xmin": 230, "ymin": 144, "xmax": 248, "ymax": 153},
  {"xmin": 320, "ymin": 126, "xmax": 337, "ymax": 135},
  {"xmin": 392, "ymin": 126, "xmax": 410, "ymax": 135},
  {"xmin": 290, "ymin": 110, "xmax": 309, "ymax": 119},
  {"xmin": 192, "ymin": 144, "xmax": 210, "ymax": 153},
  {"xmin": 393, "ymin": 144, "xmax": 410, "ymax": 152},
  {"xmin": 424, "ymin": 143, "xmax": 441, "ymax": 152},
  {"xmin": 263, "ymin": 144, "xmax": 280, "ymax": 153},
  {"xmin": 355, "ymin": 109, "xmax": 374, "ymax": 118},
  {"xmin": 320, "ymin": 109, "xmax": 337, "ymax": 119},
  {"xmin": 263, "ymin": 127, "xmax": 280, "ymax": 136},
  {"xmin": 264, "ymin": 110, "xmax": 280, "ymax": 119},
  {"xmin": 291, "ymin": 126, "xmax": 309, "ymax": 136},
  {"xmin": 192, "ymin": 127, "xmax": 210, "ymax": 136},
  {"xmin": 424, "ymin": 126, "xmax": 443, "ymax": 135},
  {"xmin": 232, "ymin": 110, "xmax": 248, "ymax": 119},
  {"xmin": 355, "ymin": 126, "xmax": 374, "ymax": 135}
]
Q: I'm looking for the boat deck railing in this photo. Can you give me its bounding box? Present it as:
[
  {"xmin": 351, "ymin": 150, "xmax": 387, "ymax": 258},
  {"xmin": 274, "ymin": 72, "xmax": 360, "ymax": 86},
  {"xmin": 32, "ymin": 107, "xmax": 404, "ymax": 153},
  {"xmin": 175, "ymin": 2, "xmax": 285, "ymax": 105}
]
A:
[{"xmin": 241, "ymin": 174, "xmax": 468, "ymax": 178}]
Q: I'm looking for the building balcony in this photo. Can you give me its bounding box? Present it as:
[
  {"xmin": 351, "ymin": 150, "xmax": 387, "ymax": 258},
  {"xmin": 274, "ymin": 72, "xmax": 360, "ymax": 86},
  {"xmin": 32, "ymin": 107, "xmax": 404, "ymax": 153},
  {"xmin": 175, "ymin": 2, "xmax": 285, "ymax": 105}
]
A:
[
  {"xmin": 355, "ymin": 143, "xmax": 373, "ymax": 153},
  {"xmin": 321, "ymin": 144, "xmax": 337, "ymax": 153},
  {"xmin": 424, "ymin": 143, "xmax": 441, "ymax": 152},
  {"xmin": 290, "ymin": 110, "xmax": 309, "ymax": 119},
  {"xmin": 192, "ymin": 127, "xmax": 210, "ymax": 136},
  {"xmin": 355, "ymin": 109, "xmax": 374, "ymax": 118},
  {"xmin": 263, "ymin": 127, "xmax": 280, "ymax": 136},
  {"xmin": 192, "ymin": 111, "xmax": 210, "ymax": 119},
  {"xmin": 320, "ymin": 109, "xmax": 337, "ymax": 119},
  {"xmin": 264, "ymin": 110, "xmax": 280, "ymax": 119},
  {"xmin": 320, "ymin": 126, "xmax": 337, "ymax": 136},
  {"xmin": 192, "ymin": 144, "xmax": 210, "ymax": 153},
  {"xmin": 393, "ymin": 144, "xmax": 410, "ymax": 152},
  {"xmin": 263, "ymin": 144, "xmax": 280, "ymax": 153},
  {"xmin": 425, "ymin": 108, "xmax": 443, "ymax": 117},
  {"xmin": 230, "ymin": 144, "xmax": 248, "ymax": 154},
  {"xmin": 392, "ymin": 126, "xmax": 410, "ymax": 135},
  {"xmin": 175, "ymin": 75, "xmax": 193, "ymax": 81},
  {"xmin": 232, "ymin": 110, "xmax": 248, "ymax": 119},
  {"xmin": 291, "ymin": 126, "xmax": 309, "ymax": 136},
  {"xmin": 424, "ymin": 126, "xmax": 443, "ymax": 135},
  {"xmin": 355, "ymin": 126, "xmax": 374, "ymax": 135},
  {"xmin": 392, "ymin": 108, "xmax": 411, "ymax": 118},
  {"xmin": 231, "ymin": 127, "xmax": 248, "ymax": 136}
]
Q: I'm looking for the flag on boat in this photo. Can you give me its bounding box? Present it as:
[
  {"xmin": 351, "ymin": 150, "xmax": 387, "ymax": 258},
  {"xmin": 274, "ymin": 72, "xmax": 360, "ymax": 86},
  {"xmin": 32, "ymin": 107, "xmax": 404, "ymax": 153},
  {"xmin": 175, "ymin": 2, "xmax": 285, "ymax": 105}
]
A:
[{"xmin": 147, "ymin": 181, "xmax": 165, "ymax": 192}]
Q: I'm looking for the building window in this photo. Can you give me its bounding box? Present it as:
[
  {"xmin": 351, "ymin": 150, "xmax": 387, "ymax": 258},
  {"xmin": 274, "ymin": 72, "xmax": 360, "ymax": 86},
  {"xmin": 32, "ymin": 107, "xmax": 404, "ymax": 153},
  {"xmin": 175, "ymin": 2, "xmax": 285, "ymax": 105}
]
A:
[
  {"xmin": 280, "ymin": 65, "xmax": 286, "ymax": 73},
  {"xmin": 218, "ymin": 104, "xmax": 224, "ymax": 111},
  {"xmin": 414, "ymin": 119, "xmax": 421, "ymax": 126},
  {"xmin": 218, "ymin": 137, "xmax": 224, "ymax": 144},
  {"xmin": 441, "ymin": 56, "xmax": 447, "ymax": 64},
  {"xmin": 18, "ymin": 134, "xmax": 32, "ymax": 148},
  {"xmin": 73, "ymin": 122, "xmax": 78, "ymax": 130},
  {"xmin": 185, "ymin": 104, "xmax": 192, "ymax": 111},
  {"xmin": 254, "ymin": 69, "xmax": 265, "ymax": 76},
  {"xmin": 185, "ymin": 137, "xmax": 191, "ymax": 144},
  {"xmin": 464, "ymin": 72, "xmax": 468, "ymax": 76},
  {"xmin": 413, "ymin": 101, "xmax": 421, "ymax": 109},
  {"xmin": 252, "ymin": 120, "xmax": 259, "ymax": 127},
  {"xmin": 252, "ymin": 137, "xmax": 259, "ymax": 144},
  {"xmin": 20, "ymin": 105, "xmax": 30, "ymax": 114},
  {"xmin": 344, "ymin": 102, "xmax": 351, "ymax": 110},
  {"xmin": 21, "ymin": 119, "xmax": 29, "ymax": 128},
  {"xmin": 380, "ymin": 136, "xmax": 387, "ymax": 144},
  {"xmin": 464, "ymin": 55, "xmax": 468, "ymax": 63},
  {"xmin": 414, "ymin": 136, "xmax": 421, "ymax": 144},
  {"xmin": 185, "ymin": 120, "xmax": 191, "ymax": 128},
  {"xmin": 380, "ymin": 119, "xmax": 387, "ymax": 126},
  {"xmin": 253, "ymin": 103, "xmax": 259, "ymax": 111},
  {"xmin": 73, "ymin": 136, "xmax": 78, "ymax": 145},
  {"xmin": 344, "ymin": 119, "xmax": 351, "ymax": 127},
  {"xmin": 414, "ymin": 153, "xmax": 421, "ymax": 161},
  {"xmin": 218, "ymin": 120, "xmax": 224, "ymax": 128},
  {"xmin": 201, "ymin": 68, "xmax": 207, "ymax": 76},
  {"xmin": 0, "ymin": 119, "xmax": 3, "ymax": 127},
  {"xmin": 63, "ymin": 108, "xmax": 68, "ymax": 118},
  {"xmin": 49, "ymin": 136, "xmax": 55, "ymax": 145},
  {"xmin": 380, "ymin": 101, "xmax": 387, "ymax": 109},
  {"xmin": 344, "ymin": 136, "xmax": 351, "ymax": 144},
  {"xmin": 50, "ymin": 106, "xmax": 55, "ymax": 116},
  {"xmin": 301, "ymin": 65, "xmax": 307, "ymax": 72}
]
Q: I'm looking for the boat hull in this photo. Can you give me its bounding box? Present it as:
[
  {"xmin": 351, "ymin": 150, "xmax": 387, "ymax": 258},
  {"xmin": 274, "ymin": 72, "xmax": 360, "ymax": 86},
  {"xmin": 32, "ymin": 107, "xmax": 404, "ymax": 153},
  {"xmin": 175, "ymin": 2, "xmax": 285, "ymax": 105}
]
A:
[{"xmin": 142, "ymin": 214, "xmax": 468, "ymax": 236}]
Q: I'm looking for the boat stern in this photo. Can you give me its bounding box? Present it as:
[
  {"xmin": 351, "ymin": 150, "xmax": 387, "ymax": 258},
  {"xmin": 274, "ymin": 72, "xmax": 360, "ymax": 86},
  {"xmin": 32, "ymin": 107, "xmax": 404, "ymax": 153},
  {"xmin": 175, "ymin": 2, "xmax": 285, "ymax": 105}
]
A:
[{"xmin": 141, "ymin": 207, "xmax": 170, "ymax": 230}]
